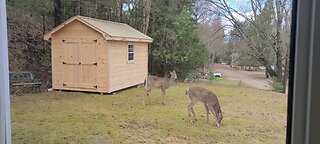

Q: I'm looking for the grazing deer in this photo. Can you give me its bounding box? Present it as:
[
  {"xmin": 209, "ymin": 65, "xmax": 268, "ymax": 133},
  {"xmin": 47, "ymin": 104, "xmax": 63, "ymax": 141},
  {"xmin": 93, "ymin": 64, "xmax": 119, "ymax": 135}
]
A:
[
  {"xmin": 143, "ymin": 71, "xmax": 177, "ymax": 105},
  {"xmin": 186, "ymin": 86, "xmax": 223, "ymax": 127}
]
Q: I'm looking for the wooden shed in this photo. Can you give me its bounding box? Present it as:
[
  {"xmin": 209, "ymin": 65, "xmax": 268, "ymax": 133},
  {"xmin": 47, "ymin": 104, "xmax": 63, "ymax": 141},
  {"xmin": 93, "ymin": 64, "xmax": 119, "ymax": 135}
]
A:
[{"xmin": 44, "ymin": 15, "xmax": 152, "ymax": 93}]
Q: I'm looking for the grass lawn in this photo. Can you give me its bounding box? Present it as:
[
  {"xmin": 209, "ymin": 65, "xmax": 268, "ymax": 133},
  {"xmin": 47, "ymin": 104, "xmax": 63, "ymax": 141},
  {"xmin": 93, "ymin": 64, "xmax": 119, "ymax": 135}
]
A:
[{"xmin": 11, "ymin": 83, "xmax": 287, "ymax": 144}]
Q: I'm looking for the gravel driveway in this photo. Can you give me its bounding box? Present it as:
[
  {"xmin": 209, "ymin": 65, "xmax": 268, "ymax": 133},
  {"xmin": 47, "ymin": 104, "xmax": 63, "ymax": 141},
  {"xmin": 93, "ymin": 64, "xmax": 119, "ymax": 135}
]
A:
[{"xmin": 214, "ymin": 64, "xmax": 271, "ymax": 90}]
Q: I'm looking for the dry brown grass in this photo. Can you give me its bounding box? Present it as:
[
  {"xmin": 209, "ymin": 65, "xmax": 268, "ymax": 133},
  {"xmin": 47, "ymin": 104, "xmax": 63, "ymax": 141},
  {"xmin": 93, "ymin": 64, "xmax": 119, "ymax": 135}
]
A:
[{"xmin": 11, "ymin": 83, "xmax": 287, "ymax": 143}]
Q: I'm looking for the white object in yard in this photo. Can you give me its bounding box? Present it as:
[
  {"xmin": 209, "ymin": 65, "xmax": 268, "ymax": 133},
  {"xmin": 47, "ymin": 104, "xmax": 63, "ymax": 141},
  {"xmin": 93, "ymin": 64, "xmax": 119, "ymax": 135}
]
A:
[
  {"xmin": 213, "ymin": 72, "xmax": 222, "ymax": 77},
  {"xmin": 259, "ymin": 66, "xmax": 266, "ymax": 70},
  {"xmin": 47, "ymin": 88, "xmax": 54, "ymax": 92}
]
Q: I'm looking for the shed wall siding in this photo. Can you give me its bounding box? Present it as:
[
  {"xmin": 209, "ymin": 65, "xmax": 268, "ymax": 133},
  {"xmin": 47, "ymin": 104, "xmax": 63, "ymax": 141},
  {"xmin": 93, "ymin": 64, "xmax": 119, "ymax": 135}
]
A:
[
  {"xmin": 108, "ymin": 41, "xmax": 148, "ymax": 92},
  {"xmin": 51, "ymin": 20, "xmax": 109, "ymax": 92}
]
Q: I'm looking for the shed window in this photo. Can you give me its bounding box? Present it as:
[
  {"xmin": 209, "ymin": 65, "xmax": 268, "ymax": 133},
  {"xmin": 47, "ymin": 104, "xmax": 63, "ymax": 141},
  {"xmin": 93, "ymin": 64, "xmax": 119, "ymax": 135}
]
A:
[{"xmin": 128, "ymin": 45, "xmax": 134, "ymax": 61}]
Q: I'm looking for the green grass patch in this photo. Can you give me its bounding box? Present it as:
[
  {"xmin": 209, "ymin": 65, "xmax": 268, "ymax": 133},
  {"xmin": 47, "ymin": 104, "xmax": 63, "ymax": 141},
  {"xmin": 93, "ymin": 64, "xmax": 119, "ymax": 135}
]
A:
[
  {"xmin": 210, "ymin": 77, "xmax": 242, "ymax": 86},
  {"xmin": 196, "ymin": 77, "xmax": 242, "ymax": 87},
  {"xmin": 11, "ymin": 83, "xmax": 287, "ymax": 143}
]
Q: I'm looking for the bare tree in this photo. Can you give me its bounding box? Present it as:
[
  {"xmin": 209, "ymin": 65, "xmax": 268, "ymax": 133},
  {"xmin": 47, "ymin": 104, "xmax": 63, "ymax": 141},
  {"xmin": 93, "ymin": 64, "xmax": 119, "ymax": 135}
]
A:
[
  {"xmin": 275, "ymin": 0, "xmax": 283, "ymax": 82},
  {"xmin": 54, "ymin": 0, "xmax": 62, "ymax": 26},
  {"xmin": 143, "ymin": 0, "xmax": 151, "ymax": 34},
  {"xmin": 202, "ymin": 0, "xmax": 291, "ymax": 93},
  {"xmin": 75, "ymin": 0, "xmax": 81, "ymax": 15},
  {"xmin": 199, "ymin": 18, "xmax": 226, "ymax": 65}
]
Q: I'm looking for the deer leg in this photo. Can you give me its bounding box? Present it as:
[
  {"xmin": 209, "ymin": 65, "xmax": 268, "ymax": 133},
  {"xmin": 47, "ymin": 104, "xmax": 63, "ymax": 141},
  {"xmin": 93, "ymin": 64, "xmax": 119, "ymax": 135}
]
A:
[
  {"xmin": 142, "ymin": 92, "xmax": 145, "ymax": 105},
  {"xmin": 204, "ymin": 103, "xmax": 210, "ymax": 124},
  {"xmin": 191, "ymin": 106, "xmax": 196, "ymax": 120},
  {"xmin": 147, "ymin": 89, "xmax": 152, "ymax": 105},
  {"xmin": 142, "ymin": 89, "xmax": 147, "ymax": 105},
  {"xmin": 209, "ymin": 106, "xmax": 220, "ymax": 127},
  {"xmin": 161, "ymin": 88, "xmax": 166, "ymax": 105},
  {"xmin": 187, "ymin": 101, "xmax": 197, "ymax": 123},
  {"xmin": 143, "ymin": 88, "xmax": 152, "ymax": 105},
  {"xmin": 187, "ymin": 102, "xmax": 193, "ymax": 122}
]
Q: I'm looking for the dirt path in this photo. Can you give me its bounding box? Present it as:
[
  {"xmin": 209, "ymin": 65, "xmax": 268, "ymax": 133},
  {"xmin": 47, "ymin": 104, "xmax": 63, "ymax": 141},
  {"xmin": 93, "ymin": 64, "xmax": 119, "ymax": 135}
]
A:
[{"xmin": 214, "ymin": 64, "xmax": 271, "ymax": 90}]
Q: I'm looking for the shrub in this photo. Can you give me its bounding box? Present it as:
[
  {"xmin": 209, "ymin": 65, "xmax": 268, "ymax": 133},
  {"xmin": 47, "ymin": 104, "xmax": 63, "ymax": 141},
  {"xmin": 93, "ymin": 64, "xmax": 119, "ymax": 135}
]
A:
[
  {"xmin": 185, "ymin": 74, "xmax": 194, "ymax": 83},
  {"xmin": 207, "ymin": 71, "xmax": 216, "ymax": 80},
  {"xmin": 270, "ymin": 77, "xmax": 284, "ymax": 92}
]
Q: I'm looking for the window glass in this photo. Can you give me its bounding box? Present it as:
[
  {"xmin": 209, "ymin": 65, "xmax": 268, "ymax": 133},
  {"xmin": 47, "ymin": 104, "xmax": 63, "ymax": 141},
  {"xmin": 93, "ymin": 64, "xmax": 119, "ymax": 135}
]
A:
[{"xmin": 128, "ymin": 45, "xmax": 134, "ymax": 61}]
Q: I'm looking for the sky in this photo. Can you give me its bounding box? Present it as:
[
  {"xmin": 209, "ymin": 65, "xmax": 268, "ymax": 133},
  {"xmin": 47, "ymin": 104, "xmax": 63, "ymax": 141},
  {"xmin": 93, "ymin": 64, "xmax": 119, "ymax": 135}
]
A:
[
  {"xmin": 219, "ymin": 0, "xmax": 256, "ymax": 35},
  {"xmin": 226, "ymin": 0, "xmax": 253, "ymax": 12}
]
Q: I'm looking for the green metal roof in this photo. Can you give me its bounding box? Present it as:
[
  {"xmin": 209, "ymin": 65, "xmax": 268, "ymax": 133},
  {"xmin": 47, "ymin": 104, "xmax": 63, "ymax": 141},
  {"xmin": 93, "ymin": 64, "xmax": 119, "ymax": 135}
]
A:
[
  {"xmin": 79, "ymin": 16, "xmax": 152, "ymax": 42},
  {"xmin": 44, "ymin": 15, "xmax": 152, "ymax": 42}
]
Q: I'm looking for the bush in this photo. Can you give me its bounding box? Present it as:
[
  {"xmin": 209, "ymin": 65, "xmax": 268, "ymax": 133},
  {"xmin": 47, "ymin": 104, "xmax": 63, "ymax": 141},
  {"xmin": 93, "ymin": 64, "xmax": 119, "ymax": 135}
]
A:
[
  {"xmin": 184, "ymin": 72, "xmax": 199, "ymax": 83},
  {"xmin": 270, "ymin": 77, "xmax": 284, "ymax": 92},
  {"xmin": 184, "ymin": 74, "xmax": 194, "ymax": 83},
  {"xmin": 207, "ymin": 71, "xmax": 216, "ymax": 80}
]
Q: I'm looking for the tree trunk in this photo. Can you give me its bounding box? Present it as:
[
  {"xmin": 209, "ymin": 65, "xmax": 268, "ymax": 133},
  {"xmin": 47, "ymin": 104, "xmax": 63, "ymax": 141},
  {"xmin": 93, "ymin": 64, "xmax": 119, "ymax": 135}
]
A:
[
  {"xmin": 282, "ymin": 49, "xmax": 290, "ymax": 93},
  {"xmin": 75, "ymin": 0, "xmax": 81, "ymax": 15},
  {"xmin": 275, "ymin": 49, "xmax": 283, "ymax": 82},
  {"xmin": 42, "ymin": 12, "xmax": 45, "ymax": 35},
  {"xmin": 265, "ymin": 65, "xmax": 269, "ymax": 78},
  {"xmin": 53, "ymin": 0, "xmax": 62, "ymax": 27},
  {"xmin": 119, "ymin": 0, "xmax": 123, "ymax": 22},
  {"xmin": 282, "ymin": 58, "xmax": 289, "ymax": 93},
  {"xmin": 267, "ymin": 65, "xmax": 277, "ymax": 77},
  {"xmin": 281, "ymin": 0, "xmax": 290, "ymax": 94},
  {"xmin": 143, "ymin": 0, "xmax": 151, "ymax": 34},
  {"xmin": 275, "ymin": 0, "xmax": 283, "ymax": 83},
  {"xmin": 261, "ymin": 58, "xmax": 277, "ymax": 77}
]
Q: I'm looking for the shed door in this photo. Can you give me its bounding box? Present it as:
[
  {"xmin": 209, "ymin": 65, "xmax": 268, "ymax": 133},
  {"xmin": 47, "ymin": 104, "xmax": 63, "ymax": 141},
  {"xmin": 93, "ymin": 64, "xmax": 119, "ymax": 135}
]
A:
[
  {"xmin": 62, "ymin": 39, "xmax": 98, "ymax": 89},
  {"xmin": 62, "ymin": 41, "xmax": 80, "ymax": 88},
  {"xmin": 79, "ymin": 41, "xmax": 97, "ymax": 89}
]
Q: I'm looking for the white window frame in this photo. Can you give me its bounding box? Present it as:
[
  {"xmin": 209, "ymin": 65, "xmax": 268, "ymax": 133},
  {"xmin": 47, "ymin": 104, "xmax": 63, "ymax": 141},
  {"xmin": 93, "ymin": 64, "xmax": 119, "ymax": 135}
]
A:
[
  {"xmin": 289, "ymin": 0, "xmax": 320, "ymax": 143},
  {"xmin": 128, "ymin": 44, "xmax": 134, "ymax": 62},
  {"xmin": 0, "ymin": 0, "xmax": 11, "ymax": 143},
  {"xmin": 1, "ymin": 0, "xmax": 320, "ymax": 144}
]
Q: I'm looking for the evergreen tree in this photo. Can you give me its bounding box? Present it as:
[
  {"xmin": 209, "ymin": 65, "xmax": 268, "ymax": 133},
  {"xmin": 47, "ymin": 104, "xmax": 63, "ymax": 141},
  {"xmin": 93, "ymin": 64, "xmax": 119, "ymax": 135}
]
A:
[{"xmin": 173, "ymin": 9, "xmax": 209, "ymax": 78}]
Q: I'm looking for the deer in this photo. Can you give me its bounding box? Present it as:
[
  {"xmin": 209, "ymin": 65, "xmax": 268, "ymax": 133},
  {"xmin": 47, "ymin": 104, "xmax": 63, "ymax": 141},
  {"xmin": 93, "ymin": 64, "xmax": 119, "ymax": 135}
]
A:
[
  {"xmin": 142, "ymin": 71, "xmax": 177, "ymax": 105},
  {"xmin": 186, "ymin": 86, "xmax": 223, "ymax": 127}
]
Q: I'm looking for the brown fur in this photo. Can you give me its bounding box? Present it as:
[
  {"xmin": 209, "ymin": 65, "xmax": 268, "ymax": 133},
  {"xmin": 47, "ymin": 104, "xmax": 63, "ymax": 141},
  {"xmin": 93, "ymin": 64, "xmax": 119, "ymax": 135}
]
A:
[
  {"xmin": 186, "ymin": 86, "xmax": 223, "ymax": 127},
  {"xmin": 142, "ymin": 71, "xmax": 177, "ymax": 105}
]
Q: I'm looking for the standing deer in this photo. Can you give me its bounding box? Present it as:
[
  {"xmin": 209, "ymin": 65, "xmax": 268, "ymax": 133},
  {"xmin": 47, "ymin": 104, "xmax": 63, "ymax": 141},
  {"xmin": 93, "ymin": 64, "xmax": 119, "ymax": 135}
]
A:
[
  {"xmin": 186, "ymin": 86, "xmax": 223, "ymax": 127},
  {"xmin": 143, "ymin": 71, "xmax": 177, "ymax": 105}
]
